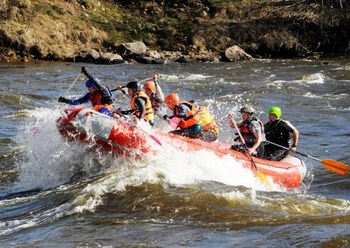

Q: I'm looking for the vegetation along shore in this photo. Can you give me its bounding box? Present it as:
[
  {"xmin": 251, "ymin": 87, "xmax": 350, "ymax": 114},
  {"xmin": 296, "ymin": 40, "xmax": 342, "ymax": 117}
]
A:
[{"xmin": 0, "ymin": 0, "xmax": 349, "ymax": 64}]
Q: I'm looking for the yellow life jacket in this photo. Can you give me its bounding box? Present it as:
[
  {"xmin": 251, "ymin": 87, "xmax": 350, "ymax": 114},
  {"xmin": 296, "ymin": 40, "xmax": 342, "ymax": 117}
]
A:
[{"xmin": 197, "ymin": 106, "xmax": 219, "ymax": 134}]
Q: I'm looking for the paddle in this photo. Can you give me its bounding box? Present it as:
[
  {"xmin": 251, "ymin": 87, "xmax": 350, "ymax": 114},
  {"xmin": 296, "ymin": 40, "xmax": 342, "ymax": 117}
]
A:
[
  {"xmin": 110, "ymin": 78, "xmax": 153, "ymax": 93},
  {"xmin": 231, "ymin": 118, "xmax": 270, "ymax": 187},
  {"xmin": 65, "ymin": 72, "xmax": 82, "ymax": 96},
  {"xmin": 134, "ymin": 121, "xmax": 163, "ymax": 147},
  {"xmin": 120, "ymin": 113, "xmax": 163, "ymax": 147},
  {"xmin": 265, "ymin": 140, "xmax": 348, "ymax": 175}
]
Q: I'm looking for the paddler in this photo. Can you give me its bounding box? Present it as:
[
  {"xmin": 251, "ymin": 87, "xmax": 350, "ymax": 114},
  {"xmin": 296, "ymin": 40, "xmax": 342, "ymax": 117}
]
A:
[
  {"xmin": 228, "ymin": 106, "xmax": 265, "ymax": 158},
  {"xmin": 163, "ymin": 93, "xmax": 202, "ymax": 139},
  {"xmin": 58, "ymin": 67, "xmax": 114, "ymax": 117},
  {"xmin": 141, "ymin": 74, "xmax": 166, "ymax": 115},
  {"xmin": 194, "ymin": 103, "xmax": 219, "ymax": 142},
  {"xmin": 114, "ymin": 81, "xmax": 155, "ymax": 126},
  {"xmin": 263, "ymin": 106, "xmax": 299, "ymax": 161}
]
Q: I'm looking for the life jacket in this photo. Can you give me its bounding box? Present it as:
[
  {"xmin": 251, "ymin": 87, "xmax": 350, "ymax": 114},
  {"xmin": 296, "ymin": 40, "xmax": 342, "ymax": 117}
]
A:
[
  {"xmin": 93, "ymin": 104, "xmax": 113, "ymax": 117},
  {"xmin": 239, "ymin": 116, "xmax": 264, "ymax": 147},
  {"xmin": 197, "ymin": 106, "xmax": 219, "ymax": 134},
  {"xmin": 93, "ymin": 104, "xmax": 113, "ymax": 112},
  {"xmin": 89, "ymin": 91, "xmax": 102, "ymax": 107},
  {"xmin": 130, "ymin": 91, "xmax": 154, "ymax": 122},
  {"xmin": 265, "ymin": 119, "xmax": 291, "ymax": 147},
  {"xmin": 174, "ymin": 101, "xmax": 200, "ymax": 129}
]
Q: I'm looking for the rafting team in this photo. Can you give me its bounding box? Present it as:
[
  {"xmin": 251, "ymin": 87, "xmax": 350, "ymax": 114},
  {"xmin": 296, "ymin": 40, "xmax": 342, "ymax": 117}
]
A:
[{"xmin": 58, "ymin": 67, "xmax": 299, "ymax": 162}]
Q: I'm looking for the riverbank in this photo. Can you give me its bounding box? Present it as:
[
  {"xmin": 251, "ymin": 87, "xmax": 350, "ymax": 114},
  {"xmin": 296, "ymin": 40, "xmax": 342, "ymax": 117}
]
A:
[{"xmin": 0, "ymin": 0, "xmax": 349, "ymax": 63}]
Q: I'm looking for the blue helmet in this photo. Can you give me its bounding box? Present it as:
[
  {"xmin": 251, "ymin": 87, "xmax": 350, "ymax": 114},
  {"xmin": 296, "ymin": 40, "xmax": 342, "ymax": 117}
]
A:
[{"xmin": 85, "ymin": 79, "xmax": 97, "ymax": 89}]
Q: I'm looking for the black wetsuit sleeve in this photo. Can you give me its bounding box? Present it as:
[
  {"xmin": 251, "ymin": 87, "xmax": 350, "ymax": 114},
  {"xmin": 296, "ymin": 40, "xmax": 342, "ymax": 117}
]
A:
[{"xmin": 81, "ymin": 67, "xmax": 111, "ymax": 99}]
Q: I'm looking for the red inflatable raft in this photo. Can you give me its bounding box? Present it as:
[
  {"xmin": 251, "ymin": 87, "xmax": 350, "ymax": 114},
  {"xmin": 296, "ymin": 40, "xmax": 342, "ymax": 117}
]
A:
[{"xmin": 57, "ymin": 107, "xmax": 306, "ymax": 188}]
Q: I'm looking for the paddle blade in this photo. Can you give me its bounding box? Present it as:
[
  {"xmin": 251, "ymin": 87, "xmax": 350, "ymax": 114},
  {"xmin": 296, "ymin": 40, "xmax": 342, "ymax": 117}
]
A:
[
  {"xmin": 254, "ymin": 170, "xmax": 270, "ymax": 189},
  {"xmin": 322, "ymin": 159, "xmax": 348, "ymax": 175},
  {"xmin": 149, "ymin": 134, "xmax": 163, "ymax": 147}
]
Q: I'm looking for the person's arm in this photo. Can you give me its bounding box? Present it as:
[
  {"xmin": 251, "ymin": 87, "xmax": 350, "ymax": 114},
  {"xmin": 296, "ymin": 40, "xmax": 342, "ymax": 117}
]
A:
[
  {"xmin": 247, "ymin": 121, "xmax": 262, "ymax": 155},
  {"xmin": 58, "ymin": 93, "xmax": 90, "ymax": 105},
  {"xmin": 154, "ymin": 83, "xmax": 165, "ymax": 103},
  {"xmin": 120, "ymin": 109, "xmax": 134, "ymax": 115},
  {"xmin": 249, "ymin": 131, "xmax": 262, "ymax": 155},
  {"xmin": 228, "ymin": 113, "xmax": 242, "ymax": 128},
  {"xmin": 281, "ymin": 120, "xmax": 299, "ymax": 151},
  {"xmin": 134, "ymin": 97, "xmax": 146, "ymax": 119},
  {"xmin": 290, "ymin": 128, "xmax": 299, "ymax": 152},
  {"xmin": 81, "ymin": 67, "xmax": 111, "ymax": 100}
]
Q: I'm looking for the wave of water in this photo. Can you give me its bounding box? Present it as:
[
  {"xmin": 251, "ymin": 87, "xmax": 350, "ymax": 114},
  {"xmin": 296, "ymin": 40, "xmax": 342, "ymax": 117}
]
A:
[{"xmin": 0, "ymin": 60, "xmax": 349, "ymax": 246}]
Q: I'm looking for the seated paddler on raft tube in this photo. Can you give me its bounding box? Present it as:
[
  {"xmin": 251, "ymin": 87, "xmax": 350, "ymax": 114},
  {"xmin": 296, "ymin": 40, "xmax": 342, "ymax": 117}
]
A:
[
  {"xmin": 228, "ymin": 106, "xmax": 265, "ymax": 158},
  {"xmin": 58, "ymin": 67, "xmax": 114, "ymax": 117},
  {"xmin": 263, "ymin": 106, "xmax": 299, "ymax": 161},
  {"xmin": 114, "ymin": 81, "xmax": 155, "ymax": 126},
  {"xmin": 163, "ymin": 93, "xmax": 219, "ymax": 142}
]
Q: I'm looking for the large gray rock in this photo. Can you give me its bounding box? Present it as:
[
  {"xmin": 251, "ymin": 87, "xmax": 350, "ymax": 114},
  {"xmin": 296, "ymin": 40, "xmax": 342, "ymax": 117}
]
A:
[
  {"xmin": 223, "ymin": 45, "xmax": 253, "ymax": 62},
  {"xmin": 115, "ymin": 41, "xmax": 147, "ymax": 57}
]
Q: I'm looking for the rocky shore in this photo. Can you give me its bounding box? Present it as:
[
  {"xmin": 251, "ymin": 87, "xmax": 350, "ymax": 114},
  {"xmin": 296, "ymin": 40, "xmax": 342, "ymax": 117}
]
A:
[{"xmin": 0, "ymin": 0, "xmax": 349, "ymax": 64}]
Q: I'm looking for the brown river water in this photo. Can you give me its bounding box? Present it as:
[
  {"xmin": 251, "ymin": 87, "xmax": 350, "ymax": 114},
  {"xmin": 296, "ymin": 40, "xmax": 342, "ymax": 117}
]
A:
[{"xmin": 0, "ymin": 59, "xmax": 349, "ymax": 247}]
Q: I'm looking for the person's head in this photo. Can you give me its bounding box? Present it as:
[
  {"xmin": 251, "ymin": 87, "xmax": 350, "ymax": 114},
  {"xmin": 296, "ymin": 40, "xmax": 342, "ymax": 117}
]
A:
[
  {"xmin": 100, "ymin": 96, "xmax": 113, "ymax": 105},
  {"xmin": 239, "ymin": 106, "xmax": 255, "ymax": 120},
  {"xmin": 165, "ymin": 93, "xmax": 180, "ymax": 110},
  {"xmin": 268, "ymin": 106, "xmax": 282, "ymax": 121},
  {"xmin": 143, "ymin": 81, "xmax": 156, "ymax": 96},
  {"xmin": 86, "ymin": 79, "xmax": 97, "ymax": 93},
  {"xmin": 125, "ymin": 81, "xmax": 140, "ymax": 97}
]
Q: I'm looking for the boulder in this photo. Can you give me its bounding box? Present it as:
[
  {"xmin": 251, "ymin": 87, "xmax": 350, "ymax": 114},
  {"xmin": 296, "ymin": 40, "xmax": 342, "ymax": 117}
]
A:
[
  {"xmin": 115, "ymin": 41, "xmax": 147, "ymax": 57},
  {"xmin": 223, "ymin": 45, "xmax": 253, "ymax": 62}
]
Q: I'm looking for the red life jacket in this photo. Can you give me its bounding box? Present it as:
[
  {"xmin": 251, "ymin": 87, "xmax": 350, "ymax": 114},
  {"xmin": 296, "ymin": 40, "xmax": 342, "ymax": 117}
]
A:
[
  {"xmin": 239, "ymin": 117, "xmax": 263, "ymax": 147},
  {"xmin": 89, "ymin": 91, "xmax": 102, "ymax": 107}
]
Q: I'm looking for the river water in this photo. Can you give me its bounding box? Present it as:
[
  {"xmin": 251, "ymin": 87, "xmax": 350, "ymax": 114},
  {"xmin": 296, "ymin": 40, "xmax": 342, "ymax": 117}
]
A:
[{"xmin": 0, "ymin": 59, "xmax": 349, "ymax": 247}]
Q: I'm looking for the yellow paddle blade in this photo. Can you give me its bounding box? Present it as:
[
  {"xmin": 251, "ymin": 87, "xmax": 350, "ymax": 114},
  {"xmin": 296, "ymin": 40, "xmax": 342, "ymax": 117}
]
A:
[
  {"xmin": 322, "ymin": 159, "xmax": 348, "ymax": 175},
  {"xmin": 256, "ymin": 171, "xmax": 270, "ymax": 188}
]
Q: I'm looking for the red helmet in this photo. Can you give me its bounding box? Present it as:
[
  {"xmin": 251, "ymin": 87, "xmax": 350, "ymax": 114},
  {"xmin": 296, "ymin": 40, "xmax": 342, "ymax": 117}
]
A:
[
  {"xmin": 143, "ymin": 81, "xmax": 156, "ymax": 93},
  {"xmin": 165, "ymin": 93, "xmax": 180, "ymax": 106}
]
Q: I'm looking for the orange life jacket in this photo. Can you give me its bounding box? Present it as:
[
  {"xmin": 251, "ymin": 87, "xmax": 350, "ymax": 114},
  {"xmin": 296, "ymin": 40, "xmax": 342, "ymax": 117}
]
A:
[
  {"xmin": 93, "ymin": 104, "xmax": 113, "ymax": 112},
  {"xmin": 174, "ymin": 101, "xmax": 200, "ymax": 129},
  {"xmin": 130, "ymin": 91, "xmax": 154, "ymax": 122}
]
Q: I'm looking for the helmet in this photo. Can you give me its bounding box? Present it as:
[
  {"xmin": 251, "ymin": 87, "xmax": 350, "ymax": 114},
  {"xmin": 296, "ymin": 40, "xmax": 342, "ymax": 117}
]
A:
[
  {"xmin": 268, "ymin": 106, "xmax": 282, "ymax": 118},
  {"xmin": 126, "ymin": 81, "xmax": 140, "ymax": 90},
  {"xmin": 239, "ymin": 106, "xmax": 255, "ymax": 115},
  {"xmin": 165, "ymin": 93, "xmax": 180, "ymax": 106},
  {"xmin": 143, "ymin": 81, "xmax": 156, "ymax": 93},
  {"xmin": 85, "ymin": 79, "xmax": 97, "ymax": 89}
]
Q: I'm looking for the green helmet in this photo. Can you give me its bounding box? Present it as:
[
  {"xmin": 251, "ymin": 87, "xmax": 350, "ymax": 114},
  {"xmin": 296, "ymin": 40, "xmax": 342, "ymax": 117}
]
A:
[{"xmin": 268, "ymin": 106, "xmax": 282, "ymax": 118}]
